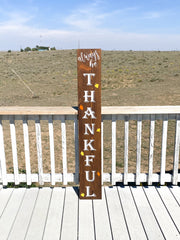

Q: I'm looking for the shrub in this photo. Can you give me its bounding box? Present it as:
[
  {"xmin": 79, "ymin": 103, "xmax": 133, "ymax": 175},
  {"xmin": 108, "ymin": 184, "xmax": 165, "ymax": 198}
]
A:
[
  {"xmin": 32, "ymin": 48, "xmax": 38, "ymax": 51},
  {"xmin": 24, "ymin": 47, "xmax": 31, "ymax": 52}
]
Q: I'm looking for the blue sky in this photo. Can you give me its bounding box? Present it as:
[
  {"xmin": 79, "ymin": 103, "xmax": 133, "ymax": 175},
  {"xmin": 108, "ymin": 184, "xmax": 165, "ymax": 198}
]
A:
[{"xmin": 0, "ymin": 0, "xmax": 180, "ymax": 50}]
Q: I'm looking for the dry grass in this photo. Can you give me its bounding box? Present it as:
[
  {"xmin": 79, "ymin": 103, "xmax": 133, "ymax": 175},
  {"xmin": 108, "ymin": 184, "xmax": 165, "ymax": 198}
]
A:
[{"xmin": 0, "ymin": 50, "xmax": 180, "ymax": 181}]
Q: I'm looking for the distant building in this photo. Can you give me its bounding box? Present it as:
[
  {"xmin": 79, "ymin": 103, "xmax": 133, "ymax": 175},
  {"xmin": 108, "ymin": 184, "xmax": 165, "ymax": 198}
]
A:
[{"xmin": 36, "ymin": 45, "xmax": 50, "ymax": 51}]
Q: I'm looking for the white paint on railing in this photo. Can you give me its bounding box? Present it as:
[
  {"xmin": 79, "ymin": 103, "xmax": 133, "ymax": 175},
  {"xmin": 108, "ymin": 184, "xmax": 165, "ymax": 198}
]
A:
[
  {"xmin": 61, "ymin": 116, "xmax": 67, "ymax": 185},
  {"xmin": 0, "ymin": 118, "xmax": 7, "ymax": 186},
  {"xmin": 101, "ymin": 120, "xmax": 104, "ymax": 184},
  {"xmin": 48, "ymin": 116, "xmax": 55, "ymax": 185},
  {"xmin": 23, "ymin": 116, "xmax": 32, "ymax": 185},
  {"xmin": 112, "ymin": 115, "xmax": 116, "ymax": 185},
  {"xmin": 136, "ymin": 115, "xmax": 142, "ymax": 185},
  {"xmin": 124, "ymin": 116, "xmax": 129, "ymax": 185},
  {"xmin": 173, "ymin": 114, "xmax": 180, "ymax": 185},
  {"xmin": 148, "ymin": 114, "xmax": 155, "ymax": 185},
  {"xmin": 1, "ymin": 172, "xmax": 173, "ymax": 184},
  {"xmin": 74, "ymin": 117, "xmax": 79, "ymax": 184},
  {"xmin": 10, "ymin": 117, "xmax": 19, "ymax": 185},
  {"xmin": 35, "ymin": 116, "xmax": 44, "ymax": 185},
  {"xmin": 0, "ymin": 107, "xmax": 179, "ymax": 186},
  {"xmin": 160, "ymin": 114, "xmax": 168, "ymax": 185}
]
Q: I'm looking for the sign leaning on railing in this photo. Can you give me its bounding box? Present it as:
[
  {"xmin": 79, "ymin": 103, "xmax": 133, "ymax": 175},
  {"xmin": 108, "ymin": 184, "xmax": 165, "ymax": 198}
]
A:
[{"xmin": 77, "ymin": 49, "xmax": 102, "ymax": 199}]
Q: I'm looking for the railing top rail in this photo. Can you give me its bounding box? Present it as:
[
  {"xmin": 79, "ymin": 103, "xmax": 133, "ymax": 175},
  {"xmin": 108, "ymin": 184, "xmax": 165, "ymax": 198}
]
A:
[
  {"xmin": 0, "ymin": 106, "xmax": 78, "ymax": 115},
  {"xmin": 0, "ymin": 106, "xmax": 180, "ymax": 115},
  {"xmin": 102, "ymin": 106, "xmax": 180, "ymax": 115}
]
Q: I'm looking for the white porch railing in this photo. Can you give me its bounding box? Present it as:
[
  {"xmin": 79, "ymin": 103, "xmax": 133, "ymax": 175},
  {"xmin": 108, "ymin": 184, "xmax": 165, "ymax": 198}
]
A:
[{"xmin": 0, "ymin": 106, "xmax": 180, "ymax": 186}]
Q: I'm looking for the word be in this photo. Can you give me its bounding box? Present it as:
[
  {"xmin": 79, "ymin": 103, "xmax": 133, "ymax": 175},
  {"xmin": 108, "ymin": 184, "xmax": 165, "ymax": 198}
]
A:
[{"xmin": 78, "ymin": 50, "xmax": 100, "ymax": 68}]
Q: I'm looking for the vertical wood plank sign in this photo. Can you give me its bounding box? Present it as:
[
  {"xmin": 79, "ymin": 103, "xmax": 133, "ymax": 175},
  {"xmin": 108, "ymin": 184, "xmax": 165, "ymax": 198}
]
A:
[{"xmin": 77, "ymin": 49, "xmax": 101, "ymax": 199}]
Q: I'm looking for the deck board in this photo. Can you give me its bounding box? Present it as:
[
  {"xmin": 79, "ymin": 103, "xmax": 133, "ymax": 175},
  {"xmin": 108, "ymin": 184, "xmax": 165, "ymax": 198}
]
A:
[
  {"xmin": 118, "ymin": 186, "xmax": 147, "ymax": 240},
  {"xmin": 25, "ymin": 188, "xmax": 52, "ymax": 240},
  {"xmin": 0, "ymin": 188, "xmax": 25, "ymax": 240},
  {"xmin": 105, "ymin": 186, "xmax": 129, "ymax": 240},
  {"xmin": 0, "ymin": 188, "xmax": 13, "ymax": 216},
  {"xmin": 0, "ymin": 186, "xmax": 179, "ymax": 239},
  {"xmin": 8, "ymin": 188, "xmax": 39, "ymax": 240},
  {"xmin": 93, "ymin": 187, "xmax": 112, "ymax": 240},
  {"xmin": 61, "ymin": 187, "xmax": 78, "ymax": 240},
  {"xmin": 144, "ymin": 186, "xmax": 180, "ymax": 239},
  {"xmin": 43, "ymin": 188, "xmax": 65, "ymax": 240},
  {"xmin": 170, "ymin": 186, "xmax": 180, "ymax": 205},
  {"xmin": 79, "ymin": 198, "xmax": 95, "ymax": 240},
  {"xmin": 156, "ymin": 186, "xmax": 180, "ymax": 231},
  {"xmin": 131, "ymin": 186, "xmax": 164, "ymax": 239}
]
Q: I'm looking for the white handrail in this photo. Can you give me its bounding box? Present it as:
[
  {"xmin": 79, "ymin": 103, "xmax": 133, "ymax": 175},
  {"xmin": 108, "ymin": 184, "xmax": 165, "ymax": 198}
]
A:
[
  {"xmin": 1, "ymin": 105, "xmax": 180, "ymax": 115},
  {"xmin": 0, "ymin": 106, "xmax": 179, "ymax": 186}
]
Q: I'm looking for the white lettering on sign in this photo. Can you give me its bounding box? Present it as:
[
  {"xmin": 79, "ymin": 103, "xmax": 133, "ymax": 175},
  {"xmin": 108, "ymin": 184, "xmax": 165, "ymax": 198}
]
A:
[
  {"xmin": 83, "ymin": 107, "xmax": 96, "ymax": 119},
  {"xmin": 85, "ymin": 171, "xmax": 96, "ymax": 182},
  {"xmin": 86, "ymin": 186, "xmax": 96, "ymax": 197},
  {"xmin": 84, "ymin": 139, "xmax": 96, "ymax": 151},
  {"xmin": 78, "ymin": 50, "xmax": 100, "ymax": 68},
  {"xmin": 84, "ymin": 123, "xmax": 95, "ymax": 135},
  {"xmin": 84, "ymin": 155, "xmax": 95, "ymax": 166},
  {"xmin": 83, "ymin": 73, "xmax": 95, "ymax": 85},
  {"xmin": 83, "ymin": 91, "xmax": 95, "ymax": 103}
]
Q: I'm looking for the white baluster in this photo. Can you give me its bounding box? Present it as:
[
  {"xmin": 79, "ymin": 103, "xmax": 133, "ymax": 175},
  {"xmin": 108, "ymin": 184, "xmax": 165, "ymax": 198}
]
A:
[
  {"xmin": 148, "ymin": 114, "xmax": 155, "ymax": 185},
  {"xmin": 61, "ymin": 116, "xmax": 67, "ymax": 185},
  {"xmin": 101, "ymin": 120, "xmax": 104, "ymax": 184},
  {"xmin": 173, "ymin": 114, "xmax": 180, "ymax": 185},
  {"xmin": 124, "ymin": 116, "xmax": 129, "ymax": 185},
  {"xmin": 48, "ymin": 116, "xmax": 55, "ymax": 185},
  {"xmin": 10, "ymin": 116, "xmax": 19, "ymax": 185},
  {"xmin": 35, "ymin": 116, "xmax": 44, "ymax": 185},
  {"xmin": 0, "ymin": 117, "xmax": 7, "ymax": 185},
  {"xmin": 136, "ymin": 115, "xmax": 142, "ymax": 185},
  {"xmin": 112, "ymin": 115, "xmax": 116, "ymax": 185},
  {"xmin": 160, "ymin": 114, "xmax": 168, "ymax": 185},
  {"xmin": 74, "ymin": 117, "xmax": 79, "ymax": 184},
  {"xmin": 23, "ymin": 116, "xmax": 31, "ymax": 185}
]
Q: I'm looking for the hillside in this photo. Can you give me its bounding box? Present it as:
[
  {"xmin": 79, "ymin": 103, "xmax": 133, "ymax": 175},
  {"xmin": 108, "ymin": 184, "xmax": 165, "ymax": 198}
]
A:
[{"xmin": 0, "ymin": 50, "xmax": 180, "ymax": 106}]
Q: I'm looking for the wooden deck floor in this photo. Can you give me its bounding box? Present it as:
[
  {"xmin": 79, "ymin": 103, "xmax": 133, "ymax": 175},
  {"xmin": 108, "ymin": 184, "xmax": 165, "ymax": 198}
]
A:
[{"xmin": 0, "ymin": 186, "xmax": 179, "ymax": 240}]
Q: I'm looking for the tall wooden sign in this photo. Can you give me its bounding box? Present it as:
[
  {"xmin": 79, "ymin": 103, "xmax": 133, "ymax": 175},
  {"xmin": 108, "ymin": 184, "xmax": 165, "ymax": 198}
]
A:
[{"xmin": 77, "ymin": 49, "xmax": 101, "ymax": 199}]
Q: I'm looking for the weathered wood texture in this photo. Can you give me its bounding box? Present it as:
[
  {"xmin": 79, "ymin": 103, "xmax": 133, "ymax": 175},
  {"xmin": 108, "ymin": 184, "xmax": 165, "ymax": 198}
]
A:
[
  {"xmin": 0, "ymin": 106, "xmax": 77, "ymax": 115},
  {"xmin": 1, "ymin": 105, "xmax": 180, "ymax": 115},
  {"xmin": 0, "ymin": 186, "xmax": 179, "ymax": 240},
  {"xmin": 77, "ymin": 49, "xmax": 101, "ymax": 199}
]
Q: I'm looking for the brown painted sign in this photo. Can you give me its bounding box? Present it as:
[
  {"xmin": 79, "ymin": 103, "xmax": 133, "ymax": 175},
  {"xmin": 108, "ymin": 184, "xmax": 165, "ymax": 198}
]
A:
[{"xmin": 77, "ymin": 49, "xmax": 101, "ymax": 199}]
